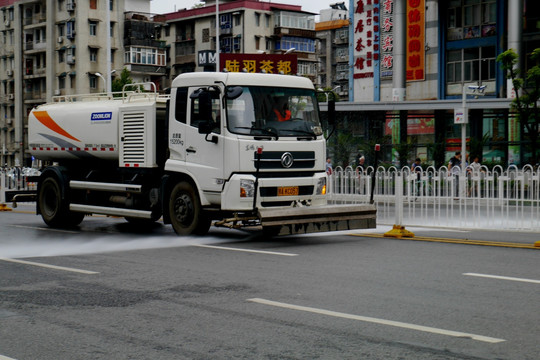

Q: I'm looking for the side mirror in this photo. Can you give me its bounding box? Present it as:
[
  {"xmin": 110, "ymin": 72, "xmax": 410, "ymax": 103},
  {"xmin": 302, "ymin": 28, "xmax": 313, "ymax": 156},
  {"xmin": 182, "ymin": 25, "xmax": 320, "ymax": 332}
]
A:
[
  {"xmin": 226, "ymin": 86, "xmax": 243, "ymax": 99},
  {"xmin": 198, "ymin": 120, "xmax": 213, "ymax": 134}
]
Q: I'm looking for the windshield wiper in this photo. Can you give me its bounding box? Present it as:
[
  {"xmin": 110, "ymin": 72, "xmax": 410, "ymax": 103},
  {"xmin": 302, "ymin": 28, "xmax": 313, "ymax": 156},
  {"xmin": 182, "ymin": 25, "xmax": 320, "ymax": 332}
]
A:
[
  {"xmin": 283, "ymin": 129, "xmax": 317, "ymax": 140},
  {"xmin": 234, "ymin": 127, "xmax": 279, "ymax": 140}
]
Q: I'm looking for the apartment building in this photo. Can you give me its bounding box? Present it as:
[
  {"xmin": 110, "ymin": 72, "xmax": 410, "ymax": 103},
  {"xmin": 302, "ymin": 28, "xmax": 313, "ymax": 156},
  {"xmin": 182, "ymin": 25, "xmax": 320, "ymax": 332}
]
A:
[
  {"xmin": 156, "ymin": 0, "xmax": 317, "ymax": 89},
  {"xmin": 315, "ymin": 2, "xmax": 350, "ymax": 100},
  {"xmin": 0, "ymin": 0, "xmax": 153, "ymax": 167}
]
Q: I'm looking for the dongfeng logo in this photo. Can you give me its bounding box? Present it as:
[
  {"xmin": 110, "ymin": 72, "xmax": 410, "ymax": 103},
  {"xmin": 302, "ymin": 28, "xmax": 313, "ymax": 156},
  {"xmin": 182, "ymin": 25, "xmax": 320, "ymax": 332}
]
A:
[{"xmin": 281, "ymin": 152, "xmax": 294, "ymax": 168}]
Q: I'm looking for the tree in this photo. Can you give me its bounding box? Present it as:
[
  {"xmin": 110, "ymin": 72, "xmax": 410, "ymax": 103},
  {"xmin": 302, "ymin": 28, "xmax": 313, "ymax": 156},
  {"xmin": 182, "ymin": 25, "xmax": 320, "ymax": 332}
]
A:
[
  {"xmin": 497, "ymin": 48, "xmax": 540, "ymax": 164},
  {"xmin": 111, "ymin": 68, "xmax": 135, "ymax": 93}
]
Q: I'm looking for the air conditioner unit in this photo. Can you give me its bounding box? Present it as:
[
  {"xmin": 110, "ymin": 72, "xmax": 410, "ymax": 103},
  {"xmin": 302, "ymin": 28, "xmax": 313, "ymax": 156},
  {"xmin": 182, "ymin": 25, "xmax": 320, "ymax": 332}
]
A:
[
  {"xmin": 66, "ymin": 2, "xmax": 75, "ymax": 11},
  {"xmin": 4, "ymin": 20, "xmax": 10, "ymax": 27},
  {"xmin": 8, "ymin": 94, "xmax": 14, "ymax": 100},
  {"xmin": 6, "ymin": 69, "xmax": 13, "ymax": 76},
  {"xmin": 6, "ymin": 118, "xmax": 12, "ymax": 125},
  {"xmin": 54, "ymin": 89, "xmax": 61, "ymax": 96},
  {"xmin": 57, "ymin": 36, "xmax": 63, "ymax": 43}
]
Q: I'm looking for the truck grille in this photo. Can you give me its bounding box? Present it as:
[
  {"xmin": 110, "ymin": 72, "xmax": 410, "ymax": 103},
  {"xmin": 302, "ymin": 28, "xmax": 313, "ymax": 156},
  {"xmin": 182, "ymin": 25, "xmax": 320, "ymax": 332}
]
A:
[
  {"xmin": 254, "ymin": 151, "xmax": 315, "ymax": 169},
  {"xmin": 122, "ymin": 112, "xmax": 146, "ymax": 164}
]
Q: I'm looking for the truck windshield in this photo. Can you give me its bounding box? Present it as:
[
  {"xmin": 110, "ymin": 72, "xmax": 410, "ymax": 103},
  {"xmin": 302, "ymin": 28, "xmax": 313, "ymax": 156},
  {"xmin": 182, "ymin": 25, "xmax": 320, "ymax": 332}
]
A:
[{"xmin": 226, "ymin": 86, "xmax": 322, "ymax": 138}]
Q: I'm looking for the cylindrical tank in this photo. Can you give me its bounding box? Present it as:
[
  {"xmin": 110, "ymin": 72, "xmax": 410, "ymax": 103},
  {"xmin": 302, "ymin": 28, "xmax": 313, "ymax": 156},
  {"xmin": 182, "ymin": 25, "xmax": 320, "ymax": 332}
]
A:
[{"xmin": 28, "ymin": 100, "xmax": 120, "ymax": 162}]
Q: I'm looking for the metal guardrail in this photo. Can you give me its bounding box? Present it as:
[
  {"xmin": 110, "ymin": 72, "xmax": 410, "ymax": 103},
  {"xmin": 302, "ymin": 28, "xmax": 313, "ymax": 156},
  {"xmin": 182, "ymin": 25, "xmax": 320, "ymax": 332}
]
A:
[
  {"xmin": 0, "ymin": 168, "xmax": 39, "ymax": 209},
  {"xmin": 328, "ymin": 165, "xmax": 540, "ymax": 232}
]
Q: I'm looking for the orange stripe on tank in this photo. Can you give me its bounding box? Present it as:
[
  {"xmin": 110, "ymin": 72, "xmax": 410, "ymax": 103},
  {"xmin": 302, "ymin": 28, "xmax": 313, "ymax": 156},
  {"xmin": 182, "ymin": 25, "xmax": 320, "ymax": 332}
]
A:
[{"xmin": 32, "ymin": 110, "xmax": 80, "ymax": 142}]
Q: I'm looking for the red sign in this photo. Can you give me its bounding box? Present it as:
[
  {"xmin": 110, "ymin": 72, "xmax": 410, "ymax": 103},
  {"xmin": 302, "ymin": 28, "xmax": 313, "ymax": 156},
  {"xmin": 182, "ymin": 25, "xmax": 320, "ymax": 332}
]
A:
[
  {"xmin": 406, "ymin": 0, "xmax": 425, "ymax": 81},
  {"xmin": 219, "ymin": 54, "xmax": 297, "ymax": 74}
]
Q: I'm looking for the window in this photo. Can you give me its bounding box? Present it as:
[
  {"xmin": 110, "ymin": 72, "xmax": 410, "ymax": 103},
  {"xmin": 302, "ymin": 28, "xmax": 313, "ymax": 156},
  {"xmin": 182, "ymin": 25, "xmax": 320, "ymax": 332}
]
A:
[
  {"xmin": 174, "ymin": 87, "xmax": 188, "ymax": 123},
  {"xmin": 59, "ymin": 76, "xmax": 65, "ymax": 89},
  {"xmin": 89, "ymin": 21, "xmax": 97, "ymax": 36},
  {"xmin": 109, "ymin": 0, "xmax": 114, "ymax": 11},
  {"xmin": 255, "ymin": 13, "xmax": 260, "ymax": 27},
  {"xmin": 276, "ymin": 11, "xmax": 315, "ymax": 30},
  {"xmin": 110, "ymin": 22, "xmax": 114, "ymax": 37},
  {"xmin": 90, "ymin": 0, "xmax": 97, "ymax": 10},
  {"xmin": 58, "ymin": 50, "xmax": 65, "ymax": 63},
  {"xmin": 90, "ymin": 48, "xmax": 98, "ymax": 62},
  {"xmin": 90, "ymin": 76, "xmax": 97, "ymax": 89},
  {"xmin": 446, "ymin": 46, "xmax": 495, "ymax": 84},
  {"xmin": 58, "ymin": 24, "xmax": 65, "ymax": 36},
  {"xmin": 276, "ymin": 37, "xmax": 315, "ymax": 53},
  {"xmin": 447, "ymin": 0, "xmax": 496, "ymax": 41},
  {"xmin": 124, "ymin": 46, "xmax": 166, "ymax": 66},
  {"xmin": 190, "ymin": 90, "xmax": 221, "ymax": 134}
]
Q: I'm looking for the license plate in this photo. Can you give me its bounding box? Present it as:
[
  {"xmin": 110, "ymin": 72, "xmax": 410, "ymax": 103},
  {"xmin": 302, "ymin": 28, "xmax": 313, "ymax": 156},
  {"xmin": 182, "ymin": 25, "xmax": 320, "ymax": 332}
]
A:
[{"xmin": 278, "ymin": 186, "xmax": 299, "ymax": 196}]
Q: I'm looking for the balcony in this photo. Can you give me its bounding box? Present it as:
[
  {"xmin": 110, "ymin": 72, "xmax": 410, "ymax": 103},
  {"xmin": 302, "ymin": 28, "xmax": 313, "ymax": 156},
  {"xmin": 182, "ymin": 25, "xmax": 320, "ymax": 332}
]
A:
[
  {"xmin": 274, "ymin": 27, "xmax": 316, "ymax": 38},
  {"xmin": 24, "ymin": 40, "xmax": 47, "ymax": 53},
  {"xmin": 175, "ymin": 54, "xmax": 196, "ymax": 65}
]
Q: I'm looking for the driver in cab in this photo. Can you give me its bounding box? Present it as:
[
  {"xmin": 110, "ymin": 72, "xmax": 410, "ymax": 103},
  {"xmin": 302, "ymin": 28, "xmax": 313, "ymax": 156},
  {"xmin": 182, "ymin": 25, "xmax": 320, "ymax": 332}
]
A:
[{"xmin": 271, "ymin": 96, "xmax": 291, "ymax": 122}]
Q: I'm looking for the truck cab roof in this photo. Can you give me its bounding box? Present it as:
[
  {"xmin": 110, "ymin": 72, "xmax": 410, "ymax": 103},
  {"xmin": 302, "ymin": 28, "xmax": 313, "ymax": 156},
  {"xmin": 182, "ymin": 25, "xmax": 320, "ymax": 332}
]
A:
[{"xmin": 171, "ymin": 72, "xmax": 315, "ymax": 90}]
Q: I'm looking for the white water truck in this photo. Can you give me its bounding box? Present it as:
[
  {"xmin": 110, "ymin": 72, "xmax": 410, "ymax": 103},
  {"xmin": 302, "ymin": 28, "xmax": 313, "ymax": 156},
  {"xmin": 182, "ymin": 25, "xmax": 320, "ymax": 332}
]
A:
[{"xmin": 24, "ymin": 72, "xmax": 375, "ymax": 236}]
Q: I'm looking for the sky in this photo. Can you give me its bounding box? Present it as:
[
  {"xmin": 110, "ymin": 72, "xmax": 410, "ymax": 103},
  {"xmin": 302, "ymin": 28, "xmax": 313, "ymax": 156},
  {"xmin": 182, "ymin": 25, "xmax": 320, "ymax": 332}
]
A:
[{"xmin": 149, "ymin": 0, "xmax": 340, "ymax": 15}]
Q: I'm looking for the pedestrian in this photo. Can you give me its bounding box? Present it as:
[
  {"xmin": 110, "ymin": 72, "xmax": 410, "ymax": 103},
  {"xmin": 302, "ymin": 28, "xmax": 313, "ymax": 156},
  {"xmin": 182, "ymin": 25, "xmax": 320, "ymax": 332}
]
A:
[
  {"xmin": 448, "ymin": 151, "xmax": 462, "ymax": 198},
  {"xmin": 326, "ymin": 157, "xmax": 333, "ymax": 175},
  {"xmin": 411, "ymin": 158, "xmax": 422, "ymax": 173},
  {"xmin": 468, "ymin": 155, "xmax": 481, "ymax": 174},
  {"xmin": 448, "ymin": 151, "xmax": 461, "ymax": 174},
  {"xmin": 358, "ymin": 155, "xmax": 366, "ymax": 168}
]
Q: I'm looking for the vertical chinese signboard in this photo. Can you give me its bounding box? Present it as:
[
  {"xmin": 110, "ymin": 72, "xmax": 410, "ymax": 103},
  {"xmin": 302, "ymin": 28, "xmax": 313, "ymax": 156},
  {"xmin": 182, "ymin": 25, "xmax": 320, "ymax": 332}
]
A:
[
  {"xmin": 381, "ymin": 0, "xmax": 394, "ymax": 79},
  {"xmin": 406, "ymin": 0, "xmax": 424, "ymax": 81},
  {"xmin": 353, "ymin": 0, "xmax": 380, "ymax": 101},
  {"xmin": 219, "ymin": 54, "xmax": 297, "ymax": 74}
]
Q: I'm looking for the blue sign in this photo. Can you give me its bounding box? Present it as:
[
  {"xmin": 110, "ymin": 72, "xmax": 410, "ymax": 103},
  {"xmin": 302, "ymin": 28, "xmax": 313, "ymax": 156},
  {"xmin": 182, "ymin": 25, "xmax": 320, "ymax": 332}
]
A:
[{"xmin": 91, "ymin": 112, "xmax": 113, "ymax": 121}]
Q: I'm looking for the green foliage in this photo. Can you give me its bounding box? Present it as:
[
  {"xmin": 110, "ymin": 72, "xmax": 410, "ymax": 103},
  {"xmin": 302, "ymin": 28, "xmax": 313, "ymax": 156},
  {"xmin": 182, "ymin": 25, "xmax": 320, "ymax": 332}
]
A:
[
  {"xmin": 497, "ymin": 48, "xmax": 540, "ymax": 164},
  {"xmin": 393, "ymin": 138, "xmax": 417, "ymax": 168},
  {"xmin": 111, "ymin": 68, "xmax": 134, "ymax": 93},
  {"xmin": 333, "ymin": 132, "xmax": 357, "ymax": 167}
]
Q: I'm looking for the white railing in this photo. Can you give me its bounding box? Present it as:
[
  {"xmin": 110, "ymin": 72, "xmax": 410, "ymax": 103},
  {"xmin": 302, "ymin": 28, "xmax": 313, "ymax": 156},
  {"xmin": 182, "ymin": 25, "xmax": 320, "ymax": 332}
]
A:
[
  {"xmin": 328, "ymin": 165, "xmax": 540, "ymax": 232},
  {"xmin": 0, "ymin": 167, "xmax": 39, "ymax": 206}
]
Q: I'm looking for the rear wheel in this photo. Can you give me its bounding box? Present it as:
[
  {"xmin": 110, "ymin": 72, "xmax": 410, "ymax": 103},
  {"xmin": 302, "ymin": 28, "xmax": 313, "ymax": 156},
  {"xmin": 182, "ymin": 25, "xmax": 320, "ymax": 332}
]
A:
[
  {"xmin": 38, "ymin": 176, "xmax": 84, "ymax": 227},
  {"xmin": 169, "ymin": 181, "xmax": 211, "ymax": 235}
]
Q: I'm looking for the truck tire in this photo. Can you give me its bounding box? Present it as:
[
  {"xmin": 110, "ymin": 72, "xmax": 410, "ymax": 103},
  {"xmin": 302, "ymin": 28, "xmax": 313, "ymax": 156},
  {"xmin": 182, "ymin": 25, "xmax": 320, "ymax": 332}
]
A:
[
  {"xmin": 38, "ymin": 176, "xmax": 84, "ymax": 228},
  {"xmin": 169, "ymin": 181, "xmax": 211, "ymax": 235}
]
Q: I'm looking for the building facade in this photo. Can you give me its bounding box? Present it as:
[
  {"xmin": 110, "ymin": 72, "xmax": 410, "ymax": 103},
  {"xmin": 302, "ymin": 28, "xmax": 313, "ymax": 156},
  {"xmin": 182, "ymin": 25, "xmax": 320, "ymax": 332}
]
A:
[
  {"xmin": 315, "ymin": 2, "xmax": 350, "ymax": 100},
  {"xmin": 335, "ymin": 0, "xmax": 539, "ymax": 167}
]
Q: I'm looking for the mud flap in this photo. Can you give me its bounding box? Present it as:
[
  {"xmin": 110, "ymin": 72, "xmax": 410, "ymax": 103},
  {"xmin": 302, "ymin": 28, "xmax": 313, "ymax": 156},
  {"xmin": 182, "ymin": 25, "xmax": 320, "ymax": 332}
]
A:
[{"xmin": 258, "ymin": 204, "xmax": 377, "ymax": 236}]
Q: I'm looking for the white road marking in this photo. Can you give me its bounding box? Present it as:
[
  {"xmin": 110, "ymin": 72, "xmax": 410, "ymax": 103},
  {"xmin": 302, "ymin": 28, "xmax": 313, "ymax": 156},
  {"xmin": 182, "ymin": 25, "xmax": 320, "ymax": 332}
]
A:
[
  {"xmin": 0, "ymin": 354, "xmax": 18, "ymax": 360},
  {"xmin": 194, "ymin": 244, "xmax": 298, "ymax": 256},
  {"xmin": 8, "ymin": 225, "xmax": 79, "ymax": 234},
  {"xmin": 247, "ymin": 298, "xmax": 505, "ymax": 344},
  {"xmin": 463, "ymin": 273, "xmax": 540, "ymax": 284},
  {"xmin": 0, "ymin": 258, "xmax": 99, "ymax": 274}
]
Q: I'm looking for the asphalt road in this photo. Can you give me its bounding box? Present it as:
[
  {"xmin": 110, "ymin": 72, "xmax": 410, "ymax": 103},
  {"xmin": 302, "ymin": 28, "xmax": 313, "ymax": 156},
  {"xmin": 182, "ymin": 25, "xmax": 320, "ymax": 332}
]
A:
[{"xmin": 0, "ymin": 204, "xmax": 539, "ymax": 360}]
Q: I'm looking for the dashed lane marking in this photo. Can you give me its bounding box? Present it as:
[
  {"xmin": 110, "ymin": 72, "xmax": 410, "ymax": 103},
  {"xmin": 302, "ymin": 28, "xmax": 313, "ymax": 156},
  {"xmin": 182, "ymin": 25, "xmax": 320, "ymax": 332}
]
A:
[
  {"xmin": 463, "ymin": 273, "xmax": 540, "ymax": 284},
  {"xmin": 247, "ymin": 298, "xmax": 505, "ymax": 344},
  {"xmin": 194, "ymin": 244, "xmax": 298, "ymax": 256},
  {"xmin": 0, "ymin": 258, "xmax": 99, "ymax": 274}
]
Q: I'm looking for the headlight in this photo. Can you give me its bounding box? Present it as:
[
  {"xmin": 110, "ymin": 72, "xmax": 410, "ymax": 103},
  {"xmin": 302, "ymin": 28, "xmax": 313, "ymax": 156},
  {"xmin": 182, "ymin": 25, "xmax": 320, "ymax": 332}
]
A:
[
  {"xmin": 316, "ymin": 177, "xmax": 326, "ymax": 195},
  {"xmin": 240, "ymin": 179, "xmax": 255, "ymax": 198}
]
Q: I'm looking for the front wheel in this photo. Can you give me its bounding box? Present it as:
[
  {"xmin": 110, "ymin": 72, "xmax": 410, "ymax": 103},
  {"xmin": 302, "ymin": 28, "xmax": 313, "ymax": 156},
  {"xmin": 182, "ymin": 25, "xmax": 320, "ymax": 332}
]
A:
[
  {"xmin": 169, "ymin": 181, "xmax": 211, "ymax": 236},
  {"xmin": 38, "ymin": 176, "xmax": 84, "ymax": 228}
]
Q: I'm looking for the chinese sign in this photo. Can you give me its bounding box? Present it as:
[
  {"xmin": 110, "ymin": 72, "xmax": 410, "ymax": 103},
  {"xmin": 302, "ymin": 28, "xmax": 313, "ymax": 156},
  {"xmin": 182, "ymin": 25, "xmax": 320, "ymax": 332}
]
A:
[
  {"xmin": 220, "ymin": 54, "xmax": 297, "ymax": 74},
  {"xmin": 406, "ymin": 0, "xmax": 425, "ymax": 81},
  {"xmin": 353, "ymin": 0, "xmax": 380, "ymax": 80},
  {"xmin": 381, "ymin": 0, "xmax": 393, "ymax": 78}
]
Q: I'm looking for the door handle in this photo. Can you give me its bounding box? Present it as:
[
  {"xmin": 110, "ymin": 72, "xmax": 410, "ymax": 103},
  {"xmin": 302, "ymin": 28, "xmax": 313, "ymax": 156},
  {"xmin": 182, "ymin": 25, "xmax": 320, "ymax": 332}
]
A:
[{"xmin": 186, "ymin": 147, "xmax": 196, "ymax": 153}]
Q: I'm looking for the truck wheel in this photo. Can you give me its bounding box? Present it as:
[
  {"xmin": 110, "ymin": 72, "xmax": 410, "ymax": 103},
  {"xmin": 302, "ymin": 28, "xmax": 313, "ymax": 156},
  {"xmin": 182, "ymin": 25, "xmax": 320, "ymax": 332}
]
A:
[
  {"xmin": 169, "ymin": 181, "xmax": 211, "ymax": 235},
  {"xmin": 39, "ymin": 177, "xmax": 84, "ymax": 227}
]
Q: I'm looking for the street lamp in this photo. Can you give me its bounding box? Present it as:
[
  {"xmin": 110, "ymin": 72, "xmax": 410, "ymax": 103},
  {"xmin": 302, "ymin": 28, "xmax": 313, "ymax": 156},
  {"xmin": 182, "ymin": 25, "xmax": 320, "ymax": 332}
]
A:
[
  {"xmin": 284, "ymin": 47, "xmax": 296, "ymax": 54},
  {"xmin": 459, "ymin": 84, "xmax": 486, "ymax": 172},
  {"xmin": 95, "ymin": 72, "xmax": 106, "ymax": 92}
]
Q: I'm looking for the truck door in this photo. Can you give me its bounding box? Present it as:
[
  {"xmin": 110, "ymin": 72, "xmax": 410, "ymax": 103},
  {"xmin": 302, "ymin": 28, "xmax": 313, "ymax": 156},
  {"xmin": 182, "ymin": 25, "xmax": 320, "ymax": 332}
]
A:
[{"xmin": 184, "ymin": 87, "xmax": 225, "ymax": 197}]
